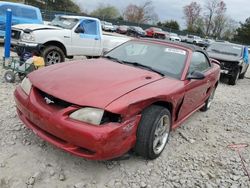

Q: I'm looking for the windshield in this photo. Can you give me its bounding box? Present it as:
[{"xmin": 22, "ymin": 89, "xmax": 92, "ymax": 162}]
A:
[
  {"xmin": 135, "ymin": 27, "xmax": 144, "ymax": 32},
  {"xmin": 50, "ymin": 16, "xmax": 79, "ymax": 29},
  {"xmin": 0, "ymin": 5, "xmax": 38, "ymax": 19},
  {"xmin": 153, "ymin": 28, "xmax": 162, "ymax": 32},
  {"xmin": 106, "ymin": 22, "xmax": 112, "ymax": 26},
  {"xmin": 207, "ymin": 43, "xmax": 243, "ymax": 57},
  {"xmin": 105, "ymin": 41, "xmax": 187, "ymax": 79},
  {"xmin": 170, "ymin": 33, "xmax": 178, "ymax": 37}
]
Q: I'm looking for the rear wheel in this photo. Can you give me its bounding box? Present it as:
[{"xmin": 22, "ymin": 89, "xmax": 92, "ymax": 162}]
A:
[
  {"xmin": 43, "ymin": 46, "xmax": 65, "ymax": 66},
  {"xmin": 228, "ymin": 68, "xmax": 240, "ymax": 85},
  {"xmin": 135, "ymin": 105, "xmax": 171, "ymax": 159},
  {"xmin": 201, "ymin": 88, "xmax": 216, "ymax": 112}
]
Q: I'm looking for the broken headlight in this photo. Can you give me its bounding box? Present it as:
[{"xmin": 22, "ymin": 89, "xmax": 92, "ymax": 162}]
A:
[
  {"xmin": 21, "ymin": 32, "xmax": 35, "ymax": 42},
  {"xmin": 69, "ymin": 107, "xmax": 104, "ymax": 125},
  {"xmin": 20, "ymin": 77, "xmax": 32, "ymax": 95}
]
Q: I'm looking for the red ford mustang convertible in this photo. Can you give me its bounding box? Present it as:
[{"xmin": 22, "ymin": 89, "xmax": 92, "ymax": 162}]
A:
[{"xmin": 14, "ymin": 40, "xmax": 220, "ymax": 160}]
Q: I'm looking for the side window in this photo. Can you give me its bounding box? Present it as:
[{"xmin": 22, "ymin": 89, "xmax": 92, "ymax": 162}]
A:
[
  {"xmin": 189, "ymin": 52, "xmax": 210, "ymax": 73},
  {"xmin": 79, "ymin": 19, "xmax": 97, "ymax": 35}
]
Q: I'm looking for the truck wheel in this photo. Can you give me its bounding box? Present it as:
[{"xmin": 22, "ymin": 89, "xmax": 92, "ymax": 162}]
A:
[
  {"xmin": 135, "ymin": 105, "xmax": 171, "ymax": 159},
  {"xmin": 239, "ymin": 65, "xmax": 248, "ymax": 79},
  {"xmin": 228, "ymin": 68, "xmax": 240, "ymax": 85},
  {"xmin": 43, "ymin": 46, "xmax": 65, "ymax": 66},
  {"xmin": 4, "ymin": 70, "xmax": 15, "ymax": 83}
]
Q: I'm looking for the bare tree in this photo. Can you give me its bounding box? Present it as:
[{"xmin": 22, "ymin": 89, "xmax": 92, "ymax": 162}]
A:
[
  {"xmin": 204, "ymin": 0, "xmax": 218, "ymax": 35},
  {"xmin": 123, "ymin": 1, "xmax": 158, "ymax": 24},
  {"xmin": 183, "ymin": 2, "xmax": 202, "ymax": 32},
  {"xmin": 212, "ymin": 1, "xmax": 227, "ymax": 38}
]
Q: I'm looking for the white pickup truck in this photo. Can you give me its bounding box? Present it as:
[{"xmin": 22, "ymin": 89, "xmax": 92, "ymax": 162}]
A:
[{"xmin": 11, "ymin": 15, "xmax": 130, "ymax": 65}]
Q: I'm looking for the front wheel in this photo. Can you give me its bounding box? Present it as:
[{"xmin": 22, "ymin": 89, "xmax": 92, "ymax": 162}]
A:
[
  {"xmin": 43, "ymin": 46, "xmax": 65, "ymax": 66},
  {"xmin": 135, "ymin": 105, "xmax": 171, "ymax": 159},
  {"xmin": 228, "ymin": 68, "xmax": 240, "ymax": 85}
]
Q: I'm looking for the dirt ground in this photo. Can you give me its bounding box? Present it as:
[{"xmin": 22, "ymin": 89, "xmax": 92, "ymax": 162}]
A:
[{"xmin": 0, "ymin": 47, "xmax": 250, "ymax": 188}]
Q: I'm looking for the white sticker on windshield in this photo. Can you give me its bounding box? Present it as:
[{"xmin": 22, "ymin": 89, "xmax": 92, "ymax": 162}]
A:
[
  {"xmin": 63, "ymin": 21, "xmax": 71, "ymax": 25},
  {"xmin": 233, "ymin": 46, "xmax": 241, "ymax": 50},
  {"xmin": 165, "ymin": 48, "xmax": 186, "ymax": 55}
]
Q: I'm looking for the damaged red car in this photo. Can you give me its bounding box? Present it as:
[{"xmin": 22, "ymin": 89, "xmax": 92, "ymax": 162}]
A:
[{"xmin": 14, "ymin": 40, "xmax": 220, "ymax": 160}]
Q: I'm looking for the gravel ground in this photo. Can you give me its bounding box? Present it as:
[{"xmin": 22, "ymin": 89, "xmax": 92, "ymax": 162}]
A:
[{"xmin": 0, "ymin": 47, "xmax": 250, "ymax": 188}]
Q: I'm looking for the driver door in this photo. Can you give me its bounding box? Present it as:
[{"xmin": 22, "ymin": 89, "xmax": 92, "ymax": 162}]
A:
[
  {"xmin": 71, "ymin": 19, "xmax": 102, "ymax": 56},
  {"xmin": 178, "ymin": 52, "xmax": 213, "ymax": 120}
]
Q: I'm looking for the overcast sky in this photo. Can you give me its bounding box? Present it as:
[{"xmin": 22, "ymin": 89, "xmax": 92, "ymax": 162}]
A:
[{"xmin": 74, "ymin": 0, "xmax": 249, "ymax": 28}]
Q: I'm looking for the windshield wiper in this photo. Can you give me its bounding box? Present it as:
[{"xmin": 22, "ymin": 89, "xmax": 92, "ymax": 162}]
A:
[
  {"xmin": 103, "ymin": 56, "xmax": 124, "ymax": 64},
  {"xmin": 122, "ymin": 61, "xmax": 165, "ymax": 76}
]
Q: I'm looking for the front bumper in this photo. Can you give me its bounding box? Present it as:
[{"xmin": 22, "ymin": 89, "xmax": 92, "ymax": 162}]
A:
[
  {"xmin": 14, "ymin": 86, "xmax": 141, "ymax": 160},
  {"xmin": 11, "ymin": 40, "xmax": 40, "ymax": 52}
]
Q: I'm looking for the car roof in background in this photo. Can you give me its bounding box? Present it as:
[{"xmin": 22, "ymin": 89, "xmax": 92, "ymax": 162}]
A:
[
  {"xmin": 56, "ymin": 15, "xmax": 100, "ymax": 22},
  {"xmin": 0, "ymin": 1, "xmax": 39, "ymax": 10},
  {"xmin": 134, "ymin": 38, "xmax": 204, "ymax": 52},
  {"xmin": 212, "ymin": 41, "xmax": 244, "ymax": 48}
]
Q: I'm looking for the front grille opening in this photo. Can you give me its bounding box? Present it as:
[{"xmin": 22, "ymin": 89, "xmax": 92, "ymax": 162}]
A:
[
  {"xmin": 37, "ymin": 88, "xmax": 73, "ymax": 108},
  {"xmin": 75, "ymin": 147, "xmax": 95, "ymax": 155},
  {"xmin": 220, "ymin": 61, "xmax": 238, "ymax": 70},
  {"xmin": 101, "ymin": 111, "xmax": 122, "ymax": 124}
]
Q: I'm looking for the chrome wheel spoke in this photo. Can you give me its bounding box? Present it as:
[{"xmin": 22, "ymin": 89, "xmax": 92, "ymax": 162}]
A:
[{"xmin": 153, "ymin": 115, "xmax": 170, "ymax": 155}]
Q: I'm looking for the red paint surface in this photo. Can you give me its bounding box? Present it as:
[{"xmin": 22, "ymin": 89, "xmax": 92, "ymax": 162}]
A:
[{"xmin": 14, "ymin": 40, "xmax": 220, "ymax": 160}]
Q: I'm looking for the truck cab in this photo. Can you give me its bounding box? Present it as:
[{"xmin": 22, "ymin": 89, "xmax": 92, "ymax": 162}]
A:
[{"xmin": 11, "ymin": 15, "xmax": 129, "ymax": 65}]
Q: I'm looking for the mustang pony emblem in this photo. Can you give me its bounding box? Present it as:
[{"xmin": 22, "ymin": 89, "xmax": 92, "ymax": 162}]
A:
[{"xmin": 44, "ymin": 97, "xmax": 54, "ymax": 104}]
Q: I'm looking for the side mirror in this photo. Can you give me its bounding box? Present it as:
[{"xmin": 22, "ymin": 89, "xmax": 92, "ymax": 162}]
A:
[
  {"xmin": 75, "ymin": 26, "xmax": 85, "ymax": 33},
  {"xmin": 187, "ymin": 71, "xmax": 205, "ymax": 80}
]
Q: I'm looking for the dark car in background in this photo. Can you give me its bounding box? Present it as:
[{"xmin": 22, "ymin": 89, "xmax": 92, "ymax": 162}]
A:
[
  {"xmin": 127, "ymin": 26, "xmax": 146, "ymax": 37},
  {"xmin": 116, "ymin": 25, "xmax": 129, "ymax": 34},
  {"xmin": 207, "ymin": 42, "xmax": 249, "ymax": 85}
]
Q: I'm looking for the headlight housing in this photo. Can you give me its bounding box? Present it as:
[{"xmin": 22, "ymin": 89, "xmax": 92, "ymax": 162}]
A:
[
  {"xmin": 69, "ymin": 107, "xmax": 104, "ymax": 125},
  {"xmin": 21, "ymin": 32, "xmax": 35, "ymax": 42},
  {"xmin": 20, "ymin": 77, "xmax": 32, "ymax": 95}
]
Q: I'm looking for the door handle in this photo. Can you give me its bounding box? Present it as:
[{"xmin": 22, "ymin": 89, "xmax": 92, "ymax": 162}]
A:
[{"xmin": 94, "ymin": 37, "xmax": 99, "ymax": 40}]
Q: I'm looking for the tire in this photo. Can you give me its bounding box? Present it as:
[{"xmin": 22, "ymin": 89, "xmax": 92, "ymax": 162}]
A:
[
  {"xmin": 135, "ymin": 105, "xmax": 171, "ymax": 159},
  {"xmin": 18, "ymin": 73, "xmax": 26, "ymax": 81},
  {"xmin": 228, "ymin": 68, "xmax": 240, "ymax": 85},
  {"xmin": 200, "ymin": 88, "xmax": 216, "ymax": 112},
  {"xmin": 4, "ymin": 70, "xmax": 15, "ymax": 83},
  {"xmin": 43, "ymin": 45, "xmax": 65, "ymax": 66},
  {"xmin": 239, "ymin": 65, "xmax": 249, "ymax": 79}
]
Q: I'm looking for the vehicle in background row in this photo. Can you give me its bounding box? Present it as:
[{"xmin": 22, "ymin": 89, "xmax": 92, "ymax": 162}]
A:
[
  {"xmin": 127, "ymin": 26, "xmax": 146, "ymax": 37},
  {"xmin": 179, "ymin": 35, "xmax": 188, "ymax": 42},
  {"xmin": 116, "ymin": 25, "xmax": 129, "ymax": 34},
  {"xmin": 11, "ymin": 15, "xmax": 130, "ymax": 65},
  {"xmin": 145, "ymin": 27, "xmax": 166, "ymax": 39},
  {"xmin": 207, "ymin": 42, "xmax": 249, "ymax": 85},
  {"xmin": 0, "ymin": 1, "xmax": 43, "ymax": 38},
  {"xmin": 167, "ymin": 33, "xmax": 181, "ymax": 42},
  {"xmin": 101, "ymin": 21, "xmax": 115, "ymax": 32},
  {"xmin": 202, "ymin": 39, "xmax": 215, "ymax": 48},
  {"xmin": 186, "ymin": 35, "xmax": 203, "ymax": 44},
  {"xmin": 14, "ymin": 39, "xmax": 220, "ymax": 160}
]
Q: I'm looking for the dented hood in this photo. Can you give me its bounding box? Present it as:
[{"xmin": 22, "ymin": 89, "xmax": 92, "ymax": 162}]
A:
[
  {"xmin": 207, "ymin": 52, "xmax": 241, "ymax": 62},
  {"xmin": 12, "ymin": 24, "xmax": 62, "ymax": 31},
  {"xmin": 29, "ymin": 59, "xmax": 163, "ymax": 108}
]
